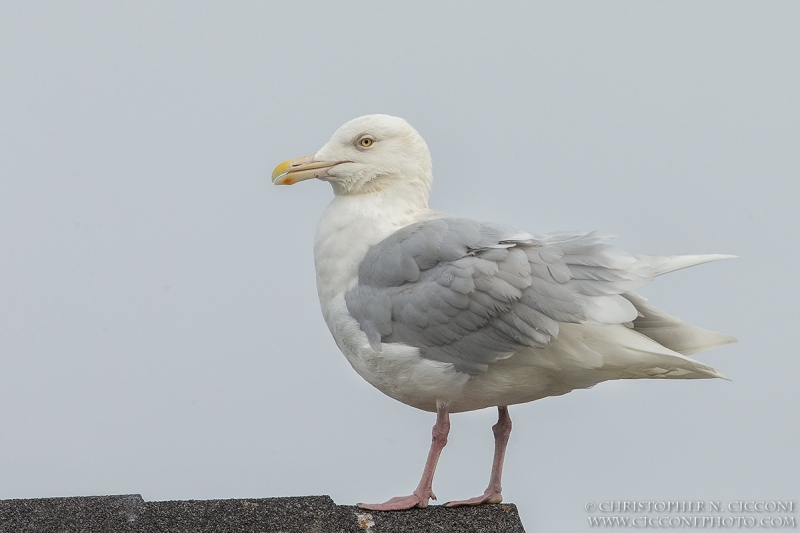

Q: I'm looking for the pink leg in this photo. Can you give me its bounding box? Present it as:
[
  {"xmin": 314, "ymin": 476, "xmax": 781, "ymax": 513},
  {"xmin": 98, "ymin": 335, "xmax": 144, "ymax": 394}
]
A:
[
  {"xmin": 445, "ymin": 406, "xmax": 511, "ymax": 507},
  {"xmin": 358, "ymin": 403, "xmax": 450, "ymax": 511}
]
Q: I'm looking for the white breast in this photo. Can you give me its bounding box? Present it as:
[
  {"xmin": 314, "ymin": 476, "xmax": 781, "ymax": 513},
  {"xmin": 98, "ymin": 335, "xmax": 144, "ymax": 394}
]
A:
[
  {"xmin": 313, "ymin": 191, "xmax": 468, "ymax": 411},
  {"xmin": 313, "ymin": 190, "xmax": 442, "ymax": 320}
]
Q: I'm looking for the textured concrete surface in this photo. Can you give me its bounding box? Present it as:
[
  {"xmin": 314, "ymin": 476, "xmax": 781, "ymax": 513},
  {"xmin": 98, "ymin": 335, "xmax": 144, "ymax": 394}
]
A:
[
  {"xmin": 0, "ymin": 495, "xmax": 145, "ymax": 533},
  {"xmin": 0, "ymin": 494, "xmax": 526, "ymax": 532},
  {"xmin": 346, "ymin": 503, "xmax": 526, "ymax": 533}
]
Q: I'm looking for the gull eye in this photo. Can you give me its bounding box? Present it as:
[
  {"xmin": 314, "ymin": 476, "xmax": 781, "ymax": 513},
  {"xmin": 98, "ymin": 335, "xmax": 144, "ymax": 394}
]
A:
[{"xmin": 358, "ymin": 137, "xmax": 374, "ymax": 148}]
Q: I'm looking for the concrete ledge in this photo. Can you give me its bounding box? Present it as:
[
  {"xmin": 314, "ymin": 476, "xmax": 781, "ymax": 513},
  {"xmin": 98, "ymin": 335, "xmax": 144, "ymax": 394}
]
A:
[{"xmin": 0, "ymin": 494, "xmax": 526, "ymax": 532}]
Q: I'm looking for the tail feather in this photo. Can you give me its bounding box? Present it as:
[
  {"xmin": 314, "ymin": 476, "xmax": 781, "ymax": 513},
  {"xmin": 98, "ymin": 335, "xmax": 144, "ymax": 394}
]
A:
[
  {"xmin": 623, "ymin": 292, "xmax": 737, "ymax": 355},
  {"xmin": 546, "ymin": 323, "xmax": 727, "ymax": 384}
]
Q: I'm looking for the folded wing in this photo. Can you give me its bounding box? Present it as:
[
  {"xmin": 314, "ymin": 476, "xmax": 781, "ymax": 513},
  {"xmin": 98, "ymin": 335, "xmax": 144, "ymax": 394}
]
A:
[{"xmin": 345, "ymin": 218, "xmax": 732, "ymax": 375}]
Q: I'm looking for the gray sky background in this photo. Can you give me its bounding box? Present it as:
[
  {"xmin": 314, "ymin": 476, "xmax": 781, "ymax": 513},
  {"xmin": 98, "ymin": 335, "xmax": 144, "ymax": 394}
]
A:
[{"xmin": 1, "ymin": 2, "xmax": 797, "ymax": 531}]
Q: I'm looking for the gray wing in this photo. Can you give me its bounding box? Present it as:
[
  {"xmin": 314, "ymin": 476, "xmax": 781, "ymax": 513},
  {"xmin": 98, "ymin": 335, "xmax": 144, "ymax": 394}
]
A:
[{"xmin": 345, "ymin": 217, "xmax": 678, "ymax": 375}]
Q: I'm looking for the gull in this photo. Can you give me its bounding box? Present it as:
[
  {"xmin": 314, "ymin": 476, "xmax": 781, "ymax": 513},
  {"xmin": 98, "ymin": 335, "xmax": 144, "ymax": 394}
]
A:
[{"xmin": 271, "ymin": 114, "xmax": 734, "ymax": 511}]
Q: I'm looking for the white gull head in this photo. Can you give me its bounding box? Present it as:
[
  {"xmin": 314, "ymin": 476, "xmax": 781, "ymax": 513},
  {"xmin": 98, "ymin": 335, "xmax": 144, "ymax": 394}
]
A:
[{"xmin": 272, "ymin": 114, "xmax": 433, "ymax": 203}]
